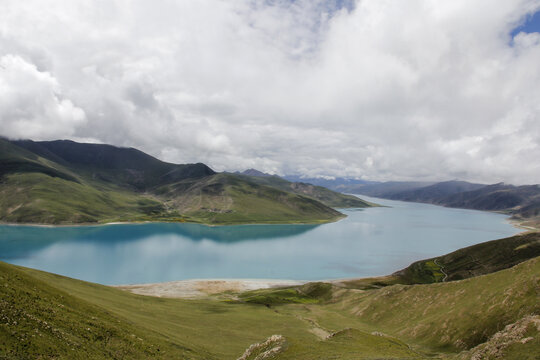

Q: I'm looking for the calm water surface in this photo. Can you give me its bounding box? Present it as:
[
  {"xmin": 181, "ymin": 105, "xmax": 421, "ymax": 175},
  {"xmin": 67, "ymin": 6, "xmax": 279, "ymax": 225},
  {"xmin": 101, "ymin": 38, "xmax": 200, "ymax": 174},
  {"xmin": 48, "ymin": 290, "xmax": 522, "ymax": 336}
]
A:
[{"xmin": 0, "ymin": 196, "xmax": 519, "ymax": 285}]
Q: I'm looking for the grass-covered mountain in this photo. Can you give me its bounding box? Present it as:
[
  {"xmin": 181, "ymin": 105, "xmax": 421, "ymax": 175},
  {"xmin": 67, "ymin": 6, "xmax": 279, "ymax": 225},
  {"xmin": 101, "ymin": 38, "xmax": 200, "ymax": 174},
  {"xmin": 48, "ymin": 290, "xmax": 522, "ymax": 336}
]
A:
[
  {"xmin": 153, "ymin": 172, "xmax": 349, "ymax": 224},
  {"xmin": 231, "ymin": 173, "xmax": 373, "ymax": 208},
  {"xmin": 10, "ymin": 139, "xmax": 216, "ymax": 190},
  {"xmin": 347, "ymin": 179, "xmax": 540, "ymax": 226},
  {"xmin": 233, "ymin": 169, "xmax": 374, "ymax": 208},
  {"xmin": 1, "ymin": 232, "xmax": 539, "ymax": 359},
  {"xmin": 0, "ymin": 138, "xmax": 371, "ymax": 225}
]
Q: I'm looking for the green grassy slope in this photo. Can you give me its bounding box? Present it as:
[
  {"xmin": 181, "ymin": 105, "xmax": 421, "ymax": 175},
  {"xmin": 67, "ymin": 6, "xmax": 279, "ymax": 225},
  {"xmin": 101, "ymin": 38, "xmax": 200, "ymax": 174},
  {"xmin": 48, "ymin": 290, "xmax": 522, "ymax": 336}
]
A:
[
  {"xmin": 2, "ymin": 254, "xmax": 538, "ymax": 359},
  {"xmin": 332, "ymin": 257, "xmax": 540, "ymax": 355},
  {"xmin": 154, "ymin": 173, "xmax": 345, "ymax": 224},
  {"xmin": 0, "ymin": 139, "xmax": 171, "ymax": 224},
  {"xmin": 1, "ymin": 139, "xmax": 367, "ymax": 225},
  {"xmin": 250, "ymin": 259, "xmax": 540, "ymax": 359},
  {"xmin": 397, "ymin": 231, "xmax": 540, "ymax": 283},
  {"xmin": 3, "ymin": 262, "xmax": 423, "ymax": 359},
  {"xmin": 0, "ymin": 262, "xmax": 210, "ymax": 359},
  {"xmin": 233, "ymin": 174, "xmax": 373, "ymax": 208},
  {"xmin": 0, "ymin": 173, "xmax": 168, "ymax": 224},
  {"xmin": 340, "ymin": 232, "xmax": 540, "ymax": 289},
  {"xmin": 0, "ymin": 139, "xmax": 78, "ymax": 183}
]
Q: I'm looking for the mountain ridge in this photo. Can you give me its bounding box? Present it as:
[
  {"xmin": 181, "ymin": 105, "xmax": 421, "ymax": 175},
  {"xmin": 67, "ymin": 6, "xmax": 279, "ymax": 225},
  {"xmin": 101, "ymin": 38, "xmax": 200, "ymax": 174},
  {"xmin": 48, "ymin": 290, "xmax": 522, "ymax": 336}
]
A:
[
  {"xmin": 345, "ymin": 179, "xmax": 540, "ymax": 226},
  {"xmin": 0, "ymin": 138, "xmax": 372, "ymax": 225}
]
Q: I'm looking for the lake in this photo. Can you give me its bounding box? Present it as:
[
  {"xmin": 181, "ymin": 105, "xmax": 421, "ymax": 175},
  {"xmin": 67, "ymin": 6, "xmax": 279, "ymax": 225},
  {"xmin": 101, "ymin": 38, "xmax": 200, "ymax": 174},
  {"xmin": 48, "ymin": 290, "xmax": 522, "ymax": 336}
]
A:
[{"xmin": 0, "ymin": 196, "xmax": 520, "ymax": 285}]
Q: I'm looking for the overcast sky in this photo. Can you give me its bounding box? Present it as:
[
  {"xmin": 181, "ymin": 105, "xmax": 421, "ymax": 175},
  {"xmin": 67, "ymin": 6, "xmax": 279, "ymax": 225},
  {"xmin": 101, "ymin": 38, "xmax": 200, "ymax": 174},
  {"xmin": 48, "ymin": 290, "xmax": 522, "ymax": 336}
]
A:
[{"xmin": 1, "ymin": 0, "xmax": 540, "ymax": 184}]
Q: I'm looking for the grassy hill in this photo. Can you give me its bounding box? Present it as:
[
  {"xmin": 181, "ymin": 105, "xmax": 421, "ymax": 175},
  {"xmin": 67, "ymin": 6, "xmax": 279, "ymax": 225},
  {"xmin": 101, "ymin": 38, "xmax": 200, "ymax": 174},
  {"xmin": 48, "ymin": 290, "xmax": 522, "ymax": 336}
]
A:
[
  {"xmin": 0, "ymin": 261, "xmax": 212, "ymax": 359},
  {"xmin": 232, "ymin": 174, "xmax": 373, "ymax": 208},
  {"xmin": 0, "ymin": 139, "xmax": 372, "ymax": 225},
  {"xmin": 340, "ymin": 232, "xmax": 540, "ymax": 289},
  {"xmin": 0, "ymin": 173, "xmax": 167, "ymax": 224},
  {"xmin": 154, "ymin": 173, "xmax": 345, "ymax": 224},
  {"xmin": 1, "ymin": 233, "xmax": 539, "ymax": 359},
  {"xmin": 333, "ymin": 257, "xmax": 540, "ymax": 356},
  {"xmin": 1, "ymin": 261, "xmax": 422, "ymax": 359},
  {"xmin": 395, "ymin": 231, "xmax": 540, "ymax": 283}
]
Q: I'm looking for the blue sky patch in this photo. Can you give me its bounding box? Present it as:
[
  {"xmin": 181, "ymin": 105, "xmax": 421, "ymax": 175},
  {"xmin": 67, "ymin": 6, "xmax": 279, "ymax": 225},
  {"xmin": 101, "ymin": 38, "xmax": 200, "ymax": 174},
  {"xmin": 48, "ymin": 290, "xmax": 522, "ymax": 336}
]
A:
[{"xmin": 511, "ymin": 9, "xmax": 540, "ymax": 37}]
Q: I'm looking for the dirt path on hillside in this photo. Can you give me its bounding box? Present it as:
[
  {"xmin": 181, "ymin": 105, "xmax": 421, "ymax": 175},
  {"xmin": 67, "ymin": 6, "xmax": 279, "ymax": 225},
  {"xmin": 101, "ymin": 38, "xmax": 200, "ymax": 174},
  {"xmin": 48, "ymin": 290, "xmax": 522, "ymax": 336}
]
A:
[{"xmin": 434, "ymin": 259, "xmax": 448, "ymax": 282}]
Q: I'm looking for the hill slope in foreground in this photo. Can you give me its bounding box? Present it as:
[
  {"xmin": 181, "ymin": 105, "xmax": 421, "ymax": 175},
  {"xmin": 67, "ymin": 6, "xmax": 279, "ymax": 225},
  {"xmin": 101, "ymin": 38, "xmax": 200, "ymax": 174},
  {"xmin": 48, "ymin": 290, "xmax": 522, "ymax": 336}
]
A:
[
  {"xmin": 0, "ymin": 138, "xmax": 371, "ymax": 225},
  {"xmin": 1, "ymin": 232, "xmax": 539, "ymax": 359}
]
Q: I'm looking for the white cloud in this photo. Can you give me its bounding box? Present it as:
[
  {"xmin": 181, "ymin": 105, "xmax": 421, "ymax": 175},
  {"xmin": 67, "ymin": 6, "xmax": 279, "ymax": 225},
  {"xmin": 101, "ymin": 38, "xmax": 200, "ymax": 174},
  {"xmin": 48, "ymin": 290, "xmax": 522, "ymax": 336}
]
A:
[
  {"xmin": 1, "ymin": 0, "xmax": 540, "ymax": 184},
  {"xmin": 0, "ymin": 54, "xmax": 86, "ymax": 140}
]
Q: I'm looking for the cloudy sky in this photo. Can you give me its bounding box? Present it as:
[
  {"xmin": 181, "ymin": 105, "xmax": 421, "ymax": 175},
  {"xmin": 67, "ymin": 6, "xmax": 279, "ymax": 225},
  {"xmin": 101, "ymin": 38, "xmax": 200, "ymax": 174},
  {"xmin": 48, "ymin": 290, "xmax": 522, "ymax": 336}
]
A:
[{"xmin": 1, "ymin": 0, "xmax": 540, "ymax": 184}]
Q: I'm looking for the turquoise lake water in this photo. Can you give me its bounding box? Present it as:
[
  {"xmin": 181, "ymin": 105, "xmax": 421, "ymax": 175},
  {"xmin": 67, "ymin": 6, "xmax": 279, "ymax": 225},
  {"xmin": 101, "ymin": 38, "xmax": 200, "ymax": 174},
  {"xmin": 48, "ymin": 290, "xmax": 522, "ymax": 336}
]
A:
[{"xmin": 0, "ymin": 196, "xmax": 520, "ymax": 285}]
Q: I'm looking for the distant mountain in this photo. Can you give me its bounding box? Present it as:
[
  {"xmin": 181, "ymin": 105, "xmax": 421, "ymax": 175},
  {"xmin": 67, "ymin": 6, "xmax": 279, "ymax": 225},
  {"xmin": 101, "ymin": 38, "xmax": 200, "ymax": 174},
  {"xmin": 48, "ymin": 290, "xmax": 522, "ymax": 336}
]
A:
[
  {"xmin": 234, "ymin": 174, "xmax": 373, "ymax": 208},
  {"xmin": 0, "ymin": 138, "xmax": 372, "ymax": 225},
  {"xmin": 236, "ymin": 168, "xmax": 273, "ymax": 177},
  {"xmin": 386, "ymin": 181, "xmax": 540, "ymax": 221},
  {"xmin": 384, "ymin": 180, "xmax": 485, "ymax": 203},
  {"xmin": 230, "ymin": 170, "xmax": 373, "ymax": 208},
  {"xmin": 283, "ymin": 175, "xmax": 373, "ymax": 191},
  {"xmin": 438, "ymin": 183, "xmax": 540, "ymax": 215},
  {"xmin": 341, "ymin": 181, "xmax": 435, "ymax": 198},
  {"xmin": 346, "ymin": 178, "xmax": 540, "ymax": 225}
]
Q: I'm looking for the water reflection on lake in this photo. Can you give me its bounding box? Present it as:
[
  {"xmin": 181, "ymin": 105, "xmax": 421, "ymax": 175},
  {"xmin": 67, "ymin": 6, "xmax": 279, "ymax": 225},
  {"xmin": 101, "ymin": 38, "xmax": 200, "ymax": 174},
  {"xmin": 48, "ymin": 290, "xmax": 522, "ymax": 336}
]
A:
[{"xmin": 0, "ymin": 196, "xmax": 519, "ymax": 285}]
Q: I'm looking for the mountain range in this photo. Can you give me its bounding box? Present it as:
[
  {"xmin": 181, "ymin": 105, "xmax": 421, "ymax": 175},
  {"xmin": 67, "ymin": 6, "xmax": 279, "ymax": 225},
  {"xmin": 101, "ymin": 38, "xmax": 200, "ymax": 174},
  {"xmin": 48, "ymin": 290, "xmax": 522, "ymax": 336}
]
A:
[
  {"xmin": 283, "ymin": 175, "xmax": 373, "ymax": 189},
  {"xmin": 343, "ymin": 180, "xmax": 540, "ymax": 226},
  {"xmin": 0, "ymin": 138, "xmax": 371, "ymax": 225}
]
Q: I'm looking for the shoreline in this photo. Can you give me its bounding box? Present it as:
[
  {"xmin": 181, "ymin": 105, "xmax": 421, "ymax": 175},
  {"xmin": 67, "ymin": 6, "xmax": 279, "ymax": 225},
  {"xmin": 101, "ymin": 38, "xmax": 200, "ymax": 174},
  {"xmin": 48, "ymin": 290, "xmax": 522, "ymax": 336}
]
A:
[
  {"xmin": 1, "ymin": 211, "xmax": 531, "ymax": 230},
  {"xmin": 2, "ymin": 195, "xmax": 535, "ymax": 230},
  {"xmin": 4, "ymin": 198, "xmax": 536, "ymax": 299},
  {"xmin": 0, "ymin": 215, "xmax": 346, "ymax": 228},
  {"xmin": 113, "ymin": 220, "xmax": 539, "ymax": 299},
  {"xmin": 508, "ymin": 218, "xmax": 540, "ymax": 233},
  {"xmin": 358, "ymin": 194, "xmax": 540, "ymax": 232},
  {"xmin": 115, "ymin": 279, "xmax": 308, "ymax": 299}
]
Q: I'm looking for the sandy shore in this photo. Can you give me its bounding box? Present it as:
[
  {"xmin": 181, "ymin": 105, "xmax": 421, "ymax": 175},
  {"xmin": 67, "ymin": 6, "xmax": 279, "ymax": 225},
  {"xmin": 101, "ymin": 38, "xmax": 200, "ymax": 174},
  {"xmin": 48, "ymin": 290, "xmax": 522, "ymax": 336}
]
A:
[
  {"xmin": 508, "ymin": 218, "xmax": 540, "ymax": 232},
  {"xmin": 115, "ymin": 279, "xmax": 307, "ymax": 299}
]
